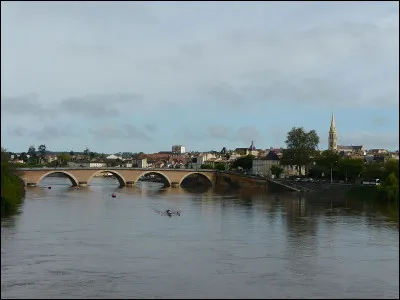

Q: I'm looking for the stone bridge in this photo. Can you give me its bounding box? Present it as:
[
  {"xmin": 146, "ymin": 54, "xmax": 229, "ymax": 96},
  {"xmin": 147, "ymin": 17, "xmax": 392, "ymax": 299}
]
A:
[{"xmin": 16, "ymin": 168, "xmax": 216, "ymax": 188}]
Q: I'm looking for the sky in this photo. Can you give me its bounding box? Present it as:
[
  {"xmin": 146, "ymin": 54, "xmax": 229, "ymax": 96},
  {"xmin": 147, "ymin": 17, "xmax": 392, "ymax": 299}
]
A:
[{"xmin": 1, "ymin": 1, "xmax": 399, "ymax": 154}]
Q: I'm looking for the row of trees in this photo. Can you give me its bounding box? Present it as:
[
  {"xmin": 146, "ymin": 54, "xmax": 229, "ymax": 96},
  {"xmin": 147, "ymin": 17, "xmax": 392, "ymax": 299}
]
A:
[{"xmin": 1, "ymin": 148, "xmax": 25, "ymax": 217}]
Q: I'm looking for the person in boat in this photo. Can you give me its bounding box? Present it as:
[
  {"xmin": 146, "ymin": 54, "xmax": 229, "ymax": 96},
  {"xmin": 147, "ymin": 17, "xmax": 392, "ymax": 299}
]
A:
[{"xmin": 166, "ymin": 209, "xmax": 172, "ymax": 216}]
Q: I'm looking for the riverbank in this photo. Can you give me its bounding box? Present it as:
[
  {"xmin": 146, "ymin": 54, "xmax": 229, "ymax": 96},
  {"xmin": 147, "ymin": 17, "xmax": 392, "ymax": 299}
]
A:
[
  {"xmin": 1, "ymin": 149, "xmax": 26, "ymax": 217},
  {"xmin": 1, "ymin": 169, "xmax": 26, "ymax": 218},
  {"xmin": 346, "ymin": 185, "xmax": 399, "ymax": 223}
]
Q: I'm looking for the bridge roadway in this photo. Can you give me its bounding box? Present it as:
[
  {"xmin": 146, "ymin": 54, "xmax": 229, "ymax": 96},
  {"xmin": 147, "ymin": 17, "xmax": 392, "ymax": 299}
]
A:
[{"xmin": 16, "ymin": 167, "xmax": 216, "ymax": 188}]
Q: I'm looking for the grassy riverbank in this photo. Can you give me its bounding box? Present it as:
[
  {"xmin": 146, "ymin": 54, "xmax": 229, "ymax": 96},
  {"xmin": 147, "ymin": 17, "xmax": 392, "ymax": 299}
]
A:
[{"xmin": 1, "ymin": 149, "xmax": 26, "ymax": 218}]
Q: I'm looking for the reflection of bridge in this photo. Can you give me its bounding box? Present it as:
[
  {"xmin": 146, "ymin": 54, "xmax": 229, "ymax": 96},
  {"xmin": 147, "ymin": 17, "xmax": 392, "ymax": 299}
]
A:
[{"xmin": 16, "ymin": 168, "xmax": 215, "ymax": 188}]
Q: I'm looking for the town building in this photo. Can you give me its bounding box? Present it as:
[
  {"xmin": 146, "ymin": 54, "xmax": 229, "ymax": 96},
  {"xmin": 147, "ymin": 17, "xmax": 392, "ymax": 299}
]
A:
[{"xmin": 172, "ymin": 145, "xmax": 186, "ymax": 154}]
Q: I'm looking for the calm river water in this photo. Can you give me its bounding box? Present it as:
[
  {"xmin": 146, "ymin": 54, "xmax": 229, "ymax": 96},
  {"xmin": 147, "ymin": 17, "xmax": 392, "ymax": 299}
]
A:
[{"xmin": 1, "ymin": 177, "xmax": 399, "ymax": 299}]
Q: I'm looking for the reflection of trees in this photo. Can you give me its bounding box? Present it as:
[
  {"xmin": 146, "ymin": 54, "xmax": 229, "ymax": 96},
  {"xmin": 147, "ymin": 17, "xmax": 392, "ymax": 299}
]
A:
[{"xmin": 281, "ymin": 195, "xmax": 320, "ymax": 276}]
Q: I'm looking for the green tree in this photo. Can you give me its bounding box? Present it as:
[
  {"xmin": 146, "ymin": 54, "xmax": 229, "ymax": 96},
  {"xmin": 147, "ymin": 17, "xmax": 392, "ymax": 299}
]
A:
[
  {"xmin": 69, "ymin": 151, "xmax": 74, "ymax": 156},
  {"xmin": 316, "ymin": 150, "xmax": 341, "ymax": 169},
  {"xmin": 89, "ymin": 152, "xmax": 96, "ymax": 160},
  {"xmin": 280, "ymin": 127, "xmax": 320, "ymax": 175},
  {"xmin": 28, "ymin": 145, "xmax": 37, "ymax": 158},
  {"xmin": 200, "ymin": 164, "xmax": 214, "ymax": 169},
  {"xmin": 309, "ymin": 164, "xmax": 327, "ymax": 178},
  {"xmin": 1, "ymin": 148, "xmax": 25, "ymax": 217},
  {"xmin": 231, "ymin": 155, "xmax": 254, "ymax": 171},
  {"xmin": 19, "ymin": 152, "xmax": 28, "ymax": 162},
  {"xmin": 363, "ymin": 163, "xmax": 384, "ymax": 181},
  {"xmin": 270, "ymin": 165, "xmax": 284, "ymax": 178},
  {"xmin": 38, "ymin": 144, "xmax": 47, "ymax": 158},
  {"xmin": 215, "ymin": 163, "xmax": 226, "ymax": 171},
  {"xmin": 377, "ymin": 173, "xmax": 399, "ymax": 203},
  {"xmin": 83, "ymin": 147, "xmax": 90, "ymax": 157},
  {"xmin": 59, "ymin": 153, "xmax": 70, "ymax": 167},
  {"xmin": 382, "ymin": 159, "xmax": 399, "ymax": 179},
  {"xmin": 337, "ymin": 158, "xmax": 364, "ymax": 183}
]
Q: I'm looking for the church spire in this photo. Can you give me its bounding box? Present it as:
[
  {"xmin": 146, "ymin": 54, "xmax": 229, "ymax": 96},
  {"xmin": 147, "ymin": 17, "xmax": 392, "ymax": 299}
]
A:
[
  {"xmin": 330, "ymin": 113, "xmax": 336, "ymax": 130},
  {"xmin": 328, "ymin": 112, "xmax": 338, "ymax": 151}
]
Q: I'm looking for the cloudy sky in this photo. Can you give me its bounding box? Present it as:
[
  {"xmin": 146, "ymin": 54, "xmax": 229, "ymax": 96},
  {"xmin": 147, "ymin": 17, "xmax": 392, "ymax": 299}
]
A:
[{"xmin": 1, "ymin": 1, "xmax": 399, "ymax": 154}]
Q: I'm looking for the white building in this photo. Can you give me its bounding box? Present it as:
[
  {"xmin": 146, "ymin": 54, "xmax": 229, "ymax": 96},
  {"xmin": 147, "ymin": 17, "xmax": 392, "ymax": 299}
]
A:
[
  {"xmin": 172, "ymin": 145, "xmax": 186, "ymax": 154},
  {"xmin": 67, "ymin": 161, "xmax": 107, "ymax": 168},
  {"xmin": 106, "ymin": 154, "xmax": 122, "ymax": 160}
]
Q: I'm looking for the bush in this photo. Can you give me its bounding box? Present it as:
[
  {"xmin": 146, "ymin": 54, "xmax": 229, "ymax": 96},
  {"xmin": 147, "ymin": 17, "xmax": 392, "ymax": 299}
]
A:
[{"xmin": 1, "ymin": 149, "xmax": 25, "ymax": 217}]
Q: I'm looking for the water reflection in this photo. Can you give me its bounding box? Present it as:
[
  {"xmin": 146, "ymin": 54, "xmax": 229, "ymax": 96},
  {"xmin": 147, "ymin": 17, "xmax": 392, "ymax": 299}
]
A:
[{"xmin": 1, "ymin": 177, "xmax": 398, "ymax": 299}]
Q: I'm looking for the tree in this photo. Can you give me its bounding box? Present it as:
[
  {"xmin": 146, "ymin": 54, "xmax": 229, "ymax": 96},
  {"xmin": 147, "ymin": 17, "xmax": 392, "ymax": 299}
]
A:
[
  {"xmin": 270, "ymin": 165, "xmax": 284, "ymax": 178},
  {"xmin": 27, "ymin": 145, "xmax": 37, "ymax": 158},
  {"xmin": 38, "ymin": 144, "xmax": 47, "ymax": 158},
  {"xmin": 215, "ymin": 163, "xmax": 226, "ymax": 171},
  {"xmin": 316, "ymin": 150, "xmax": 341, "ymax": 169},
  {"xmin": 19, "ymin": 152, "xmax": 28, "ymax": 162},
  {"xmin": 69, "ymin": 151, "xmax": 74, "ymax": 156},
  {"xmin": 378, "ymin": 173, "xmax": 399, "ymax": 203},
  {"xmin": 280, "ymin": 127, "xmax": 320, "ymax": 175},
  {"xmin": 382, "ymin": 159, "xmax": 399, "ymax": 180},
  {"xmin": 58, "ymin": 153, "xmax": 70, "ymax": 167},
  {"xmin": 231, "ymin": 155, "xmax": 254, "ymax": 171},
  {"xmin": 200, "ymin": 164, "xmax": 214, "ymax": 169},
  {"xmin": 337, "ymin": 158, "xmax": 364, "ymax": 183},
  {"xmin": 83, "ymin": 147, "xmax": 90, "ymax": 157},
  {"xmin": 363, "ymin": 163, "xmax": 384, "ymax": 181},
  {"xmin": 89, "ymin": 152, "xmax": 96, "ymax": 160}
]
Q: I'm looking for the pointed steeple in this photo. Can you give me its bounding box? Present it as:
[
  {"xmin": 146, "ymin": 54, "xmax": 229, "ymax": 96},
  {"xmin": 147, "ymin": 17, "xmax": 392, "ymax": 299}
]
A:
[
  {"xmin": 328, "ymin": 112, "xmax": 338, "ymax": 151},
  {"xmin": 330, "ymin": 113, "xmax": 336, "ymax": 130}
]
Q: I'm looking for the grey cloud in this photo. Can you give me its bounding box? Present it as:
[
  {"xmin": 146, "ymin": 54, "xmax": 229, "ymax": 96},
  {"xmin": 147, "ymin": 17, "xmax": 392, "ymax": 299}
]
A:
[
  {"xmin": 59, "ymin": 93, "xmax": 143, "ymax": 118},
  {"xmin": 173, "ymin": 127, "xmax": 205, "ymax": 141},
  {"xmin": 1, "ymin": 94, "xmax": 55, "ymax": 117},
  {"xmin": 9, "ymin": 124, "xmax": 77, "ymax": 141},
  {"xmin": 235, "ymin": 126, "xmax": 260, "ymax": 145},
  {"xmin": 88, "ymin": 124, "xmax": 152, "ymax": 141},
  {"xmin": 144, "ymin": 123, "xmax": 157, "ymax": 132},
  {"xmin": 207, "ymin": 126, "xmax": 233, "ymax": 140},
  {"xmin": 206, "ymin": 125, "xmax": 260, "ymax": 145}
]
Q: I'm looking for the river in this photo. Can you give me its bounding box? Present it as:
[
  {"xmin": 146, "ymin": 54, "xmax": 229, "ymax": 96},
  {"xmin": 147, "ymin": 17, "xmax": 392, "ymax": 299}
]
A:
[{"xmin": 1, "ymin": 177, "xmax": 399, "ymax": 299}]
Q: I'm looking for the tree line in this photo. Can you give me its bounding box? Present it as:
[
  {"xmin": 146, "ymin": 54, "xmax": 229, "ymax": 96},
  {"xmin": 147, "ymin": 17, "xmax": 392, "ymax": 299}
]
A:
[{"xmin": 1, "ymin": 148, "xmax": 25, "ymax": 217}]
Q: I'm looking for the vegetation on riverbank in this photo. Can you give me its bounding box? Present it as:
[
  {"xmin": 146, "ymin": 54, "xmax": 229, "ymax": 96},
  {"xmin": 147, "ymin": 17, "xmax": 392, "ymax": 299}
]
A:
[
  {"xmin": 346, "ymin": 160, "xmax": 399, "ymax": 223},
  {"xmin": 1, "ymin": 148, "xmax": 25, "ymax": 218}
]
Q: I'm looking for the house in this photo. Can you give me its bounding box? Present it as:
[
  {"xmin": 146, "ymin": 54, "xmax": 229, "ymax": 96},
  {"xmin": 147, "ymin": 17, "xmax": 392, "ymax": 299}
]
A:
[
  {"xmin": 188, "ymin": 153, "xmax": 216, "ymax": 169},
  {"xmin": 252, "ymin": 151, "xmax": 280, "ymax": 177},
  {"xmin": 368, "ymin": 149, "xmax": 388, "ymax": 155},
  {"xmin": 337, "ymin": 145, "xmax": 366, "ymax": 156},
  {"xmin": 234, "ymin": 141, "xmax": 261, "ymax": 156}
]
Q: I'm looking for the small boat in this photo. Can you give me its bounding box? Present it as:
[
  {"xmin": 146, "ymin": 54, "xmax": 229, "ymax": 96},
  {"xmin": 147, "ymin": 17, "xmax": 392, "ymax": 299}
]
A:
[{"xmin": 112, "ymin": 193, "xmax": 116, "ymax": 198}]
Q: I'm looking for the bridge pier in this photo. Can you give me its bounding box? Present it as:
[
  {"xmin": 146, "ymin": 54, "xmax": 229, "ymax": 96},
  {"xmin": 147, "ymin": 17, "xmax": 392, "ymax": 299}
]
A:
[
  {"xmin": 171, "ymin": 182, "xmax": 180, "ymax": 188},
  {"xmin": 126, "ymin": 181, "xmax": 135, "ymax": 186},
  {"xmin": 78, "ymin": 182, "xmax": 88, "ymax": 187},
  {"xmin": 27, "ymin": 183, "xmax": 37, "ymax": 187}
]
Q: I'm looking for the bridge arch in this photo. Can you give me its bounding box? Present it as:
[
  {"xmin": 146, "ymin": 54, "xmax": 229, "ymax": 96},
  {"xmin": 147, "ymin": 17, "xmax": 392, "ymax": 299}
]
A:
[
  {"xmin": 135, "ymin": 171, "xmax": 171, "ymax": 187},
  {"xmin": 37, "ymin": 171, "xmax": 79, "ymax": 187},
  {"xmin": 87, "ymin": 170, "xmax": 126, "ymax": 187},
  {"xmin": 179, "ymin": 172, "xmax": 213, "ymax": 187}
]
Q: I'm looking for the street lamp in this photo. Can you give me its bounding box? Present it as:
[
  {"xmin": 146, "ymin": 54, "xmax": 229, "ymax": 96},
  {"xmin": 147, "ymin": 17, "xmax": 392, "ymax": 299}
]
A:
[{"xmin": 330, "ymin": 160, "xmax": 338, "ymax": 183}]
